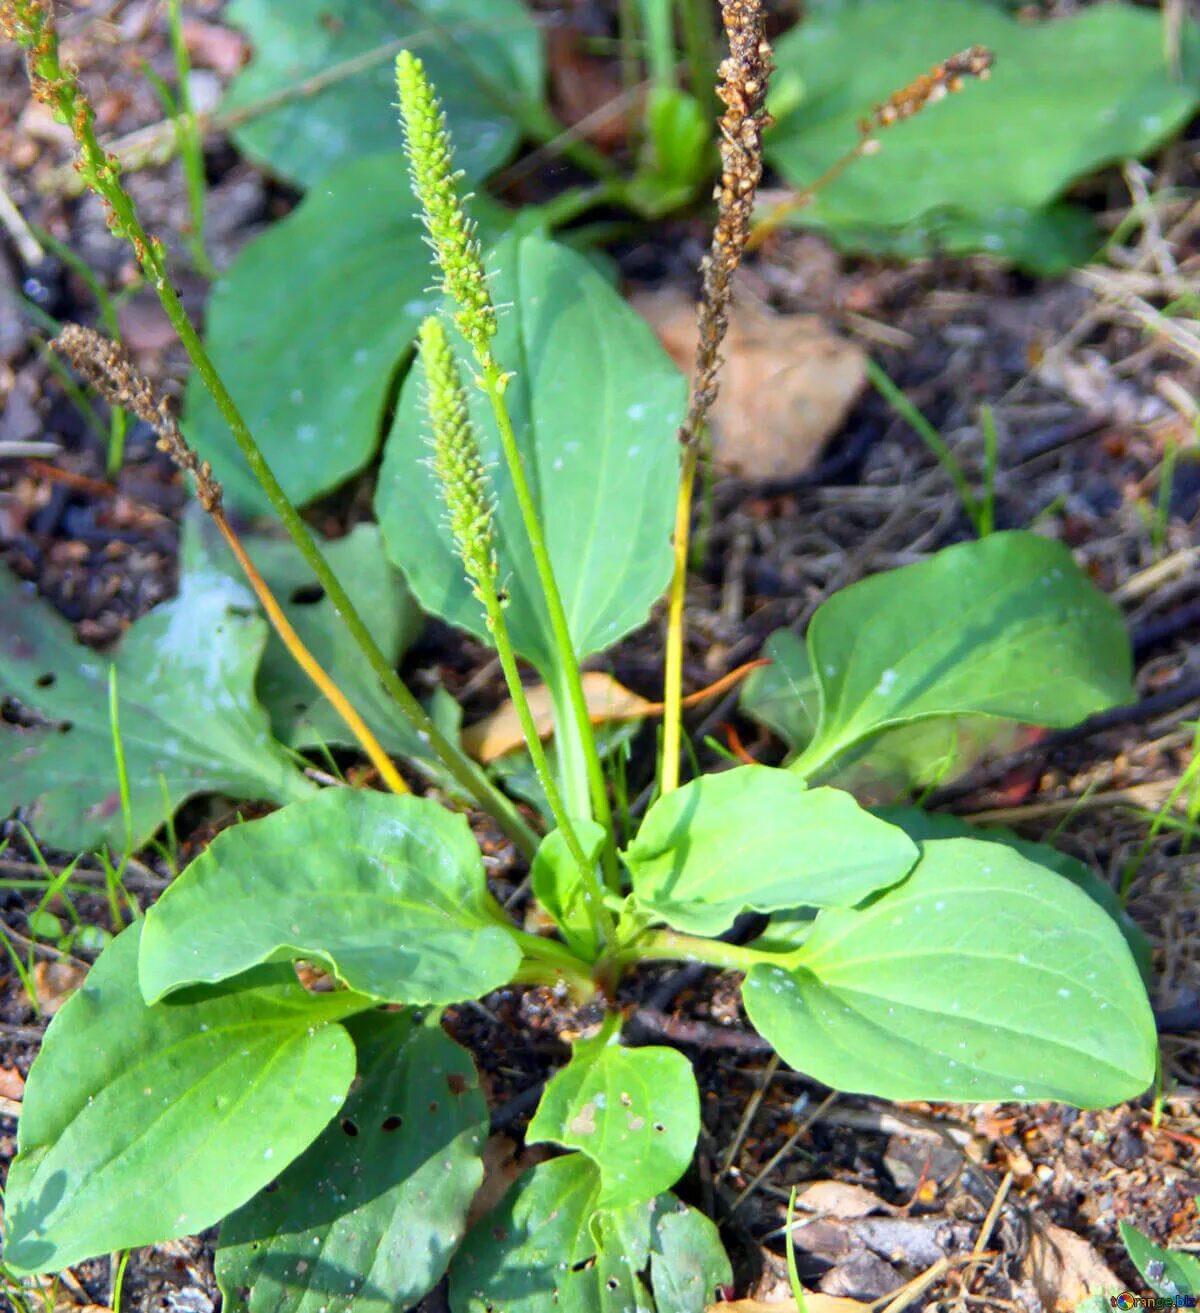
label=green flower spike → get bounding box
[419,317,496,596]
[396,51,497,364]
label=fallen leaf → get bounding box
[1024,1221,1123,1310]
[466,1134,551,1230]
[0,1066,25,1101]
[33,960,87,1015]
[462,671,656,763]
[182,19,250,78]
[632,287,866,481]
[792,1180,894,1220]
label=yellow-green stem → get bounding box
[660,444,699,794]
[479,361,619,889]
[478,570,617,952]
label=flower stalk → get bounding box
[420,318,616,952]
[661,0,773,795]
[397,51,618,886]
[2,1,537,856]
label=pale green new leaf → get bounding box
[139,790,521,1006]
[527,1033,699,1209]
[790,532,1133,779]
[3,923,357,1276]
[742,839,1156,1107]
[223,0,543,188]
[531,818,608,959]
[218,1012,487,1313]
[377,231,686,678]
[766,0,1200,268]
[0,564,312,852]
[624,766,918,936]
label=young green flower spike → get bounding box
[397,51,496,364]
[420,317,496,594]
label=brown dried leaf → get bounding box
[462,671,657,763]
[632,288,867,481]
[33,959,87,1015]
[792,1180,894,1220]
[0,1065,25,1101]
[1024,1221,1123,1310]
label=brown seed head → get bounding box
[53,324,223,511]
[860,46,994,136]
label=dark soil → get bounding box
[0,3,1197,1311]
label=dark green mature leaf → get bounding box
[1119,1220,1200,1298]
[139,790,521,1006]
[789,532,1133,780]
[377,231,686,678]
[185,157,439,513]
[875,808,1153,986]
[218,1012,487,1313]
[3,923,358,1277]
[447,1156,730,1313]
[623,766,918,936]
[0,564,312,852]
[766,0,1200,268]
[527,1032,699,1209]
[532,819,608,959]
[223,0,543,188]
[742,839,1156,1107]
[185,513,423,754]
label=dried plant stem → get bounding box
[661,0,772,795]
[3,2,536,856]
[53,325,409,797]
[748,44,994,250]
[210,512,409,796]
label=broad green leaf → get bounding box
[740,633,1020,797]
[742,838,1157,1107]
[0,563,312,852]
[789,532,1133,779]
[223,0,542,189]
[766,1,1200,268]
[3,923,358,1277]
[739,629,819,754]
[377,231,686,678]
[875,808,1153,986]
[185,512,423,754]
[186,157,439,513]
[532,818,609,960]
[527,1033,699,1209]
[623,766,918,936]
[217,1012,487,1313]
[139,790,521,1006]
[1119,1221,1200,1298]
[448,1156,730,1313]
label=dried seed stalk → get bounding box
[748,45,995,250]
[52,325,410,797]
[661,0,772,795]
[678,0,774,453]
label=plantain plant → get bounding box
[0,2,1159,1309]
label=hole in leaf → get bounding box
[35,672,55,688]
[58,721,73,734]
[446,1072,467,1096]
[290,584,325,606]
[381,1115,403,1132]
[341,1118,359,1137]
[428,1100,439,1114]
[653,1122,665,1132]
[605,1278,619,1292]
[264,1180,280,1193]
